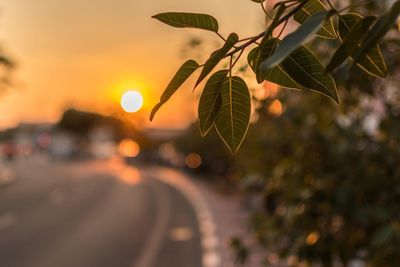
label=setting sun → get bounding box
[121,90,144,113]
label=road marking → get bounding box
[150,168,222,267]
[131,181,171,267]
[169,227,194,242]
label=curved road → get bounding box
[0,158,203,267]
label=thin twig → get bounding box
[216,32,227,42]
[229,56,233,78]
[276,19,289,39]
[326,0,336,10]
[224,0,310,58]
[231,49,245,69]
[261,0,274,20]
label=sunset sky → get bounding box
[0,0,264,130]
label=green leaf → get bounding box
[248,41,304,90]
[260,11,329,70]
[150,103,163,122]
[294,0,337,39]
[215,76,251,154]
[281,45,339,102]
[150,60,200,121]
[248,37,278,83]
[152,12,219,32]
[198,70,229,136]
[326,16,376,73]
[338,13,387,78]
[353,1,400,64]
[195,33,238,88]
[253,39,337,100]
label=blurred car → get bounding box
[1,142,16,160]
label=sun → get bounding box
[120,90,144,113]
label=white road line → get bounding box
[131,180,171,267]
[150,168,222,267]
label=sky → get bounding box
[0,0,264,130]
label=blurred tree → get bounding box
[0,50,15,92]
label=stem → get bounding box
[325,0,336,10]
[261,0,273,20]
[275,19,289,39]
[231,49,245,69]
[229,56,233,78]
[216,32,227,42]
[238,36,257,42]
[225,0,309,58]
[225,32,265,58]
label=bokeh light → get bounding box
[118,139,140,158]
[306,232,320,245]
[268,99,283,116]
[185,153,202,169]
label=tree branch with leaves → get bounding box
[150,0,400,154]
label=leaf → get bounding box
[294,0,337,39]
[253,40,337,100]
[150,103,163,122]
[195,33,239,88]
[326,16,376,73]
[152,12,219,33]
[248,37,278,83]
[0,55,14,67]
[353,0,400,64]
[248,41,304,90]
[198,70,229,136]
[150,60,200,121]
[260,11,329,70]
[338,13,387,78]
[215,76,251,154]
[281,45,339,102]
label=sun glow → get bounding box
[121,90,144,113]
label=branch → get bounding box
[225,0,309,58]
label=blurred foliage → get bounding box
[0,50,16,92]
[56,109,157,151]
[57,109,136,140]
[244,88,400,266]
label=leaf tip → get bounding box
[151,14,160,19]
[332,94,340,104]
[199,129,207,137]
[150,102,162,122]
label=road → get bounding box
[0,158,204,267]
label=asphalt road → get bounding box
[0,158,203,267]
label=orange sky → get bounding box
[0,0,264,129]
